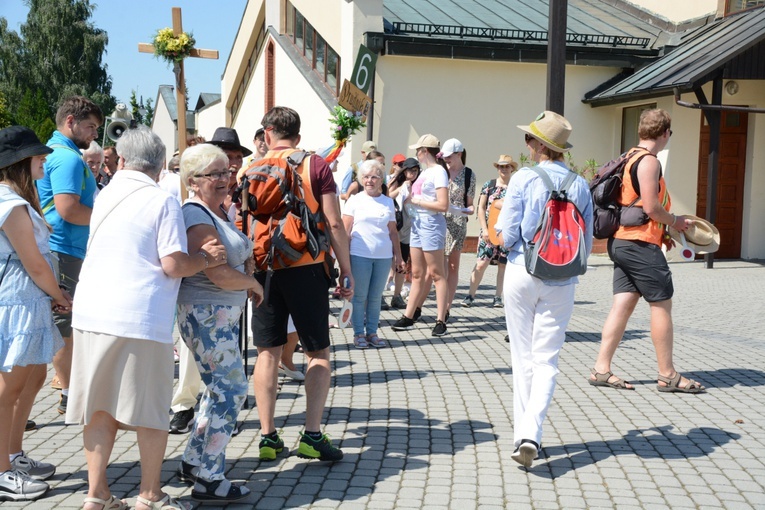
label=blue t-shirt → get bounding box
[36,131,97,259]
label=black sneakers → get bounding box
[413,307,422,322]
[391,316,415,331]
[432,321,447,337]
[297,432,343,461]
[169,408,195,434]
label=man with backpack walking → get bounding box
[588,108,705,394]
[497,111,592,468]
[247,107,353,462]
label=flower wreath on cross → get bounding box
[318,106,367,163]
[152,27,196,65]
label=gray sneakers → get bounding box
[10,452,55,481]
[0,469,49,501]
[461,295,475,307]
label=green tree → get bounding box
[16,89,56,142]
[0,91,12,129]
[0,0,115,129]
[143,97,154,127]
[129,90,144,125]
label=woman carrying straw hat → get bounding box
[0,126,72,501]
[497,111,593,468]
[462,155,518,308]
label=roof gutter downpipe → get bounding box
[674,88,765,113]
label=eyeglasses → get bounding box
[669,129,673,137]
[199,170,230,180]
[524,134,534,143]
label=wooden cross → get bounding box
[138,6,218,159]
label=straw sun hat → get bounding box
[517,110,573,152]
[669,215,720,254]
[493,155,518,171]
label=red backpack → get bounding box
[523,167,587,280]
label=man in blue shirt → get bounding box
[36,96,103,415]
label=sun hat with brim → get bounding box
[669,215,720,255]
[0,126,54,169]
[409,134,440,150]
[517,110,573,152]
[207,127,252,157]
[493,154,518,171]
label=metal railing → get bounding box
[389,22,650,48]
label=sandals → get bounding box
[353,335,369,349]
[82,495,128,510]
[136,494,191,510]
[366,334,387,348]
[657,372,706,393]
[588,368,635,390]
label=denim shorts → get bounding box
[410,213,446,252]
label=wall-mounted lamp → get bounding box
[725,80,739,96]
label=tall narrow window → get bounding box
[295,12,305,52]
[266,41,275,112]
[315,34,326,80]
[305,24,314,65]
[621,104,656,152]
[326,49,339,94]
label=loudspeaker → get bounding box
[106,120,128,141]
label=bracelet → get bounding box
[670,213,677,225]
[198,250,209,269]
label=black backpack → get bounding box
[589,148,650,239]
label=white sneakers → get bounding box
[0,469,49,501]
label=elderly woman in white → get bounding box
[66,126,227,510]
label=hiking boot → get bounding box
[191,477,250,502]
[432,320,447,337]
[0,470,49,501]
[169,408,194,434]
[176,460,199,486]
[461,295,475,307]
[56,394,67,415]
[297,432,343,461]
[390,295,407,309]
[493,296,503,308]
[413,307,422,322]
[259,434,284,461]
[391,316,415,331]
[380,299,390,311]
[10,453,55,481]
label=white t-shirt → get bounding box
[343,192,396,259]
[73,170,187,344]
[158,172,182,204]
[411,164,448,215]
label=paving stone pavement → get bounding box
[8,254,765,509]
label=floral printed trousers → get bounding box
[177,304,248,481]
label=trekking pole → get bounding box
[240,185,251,409]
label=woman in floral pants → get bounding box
[176,145,264,503]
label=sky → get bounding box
[0,0,248,109]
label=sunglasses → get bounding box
[524,134,535,143]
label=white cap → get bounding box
[441,138,464,158]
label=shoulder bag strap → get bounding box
[87,184,152,252]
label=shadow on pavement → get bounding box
[527,425,741,479]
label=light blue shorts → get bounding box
[410,213,446,252]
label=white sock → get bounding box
[9,451,22,462]
[62,389,69,396]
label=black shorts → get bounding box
[53,251,83,337]
[608,238,674,302]
[400,242,410,263]
[250,263,331,352]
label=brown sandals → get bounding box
[588,368,635,390]
[657,372,706,393]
